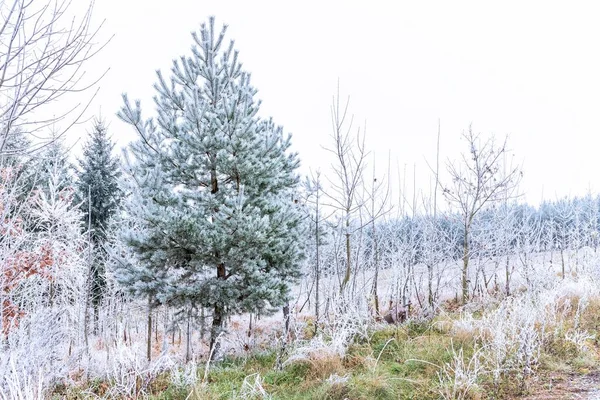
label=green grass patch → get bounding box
[53,301,600,400]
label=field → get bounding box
[1,247,598,399]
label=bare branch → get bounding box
[0,0,110,155]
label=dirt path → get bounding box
[521,372,600,400]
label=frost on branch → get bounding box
[0,169,86,393]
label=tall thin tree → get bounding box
[76,117,122,331]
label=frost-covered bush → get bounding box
[283,295,370,367]
[0,359,44,400]
[437,344,484,400]
[87,343,176,399]
[444,271,600,390]
[478,296,542,382]
[238,373,271,399]
[170,360,198,389]
[0,173,87,394]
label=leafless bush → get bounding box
[238,373,271,400]
[437,343,485,400]
[89,344,174,399]
[284,295,370,368]
[0,359,44,400]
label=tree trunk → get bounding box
[84,186,93,354]
[200,307,206,341]
[93,303,100,335]
[283,304,290,338]
[186,310,191,362]
[247,313,253,338]
[210,303,224,361]
[314,206,320,335]
[427,263,434,308]
[147,297,152,361]
[371,212,380,315]
[341,212,351,294]
[171,324,175,346]
[276,303,291,370]
[561,248,565,279]
[210,262,226,360]
[155,310,159,343]
[462,227,469,304]
[505,254,511,296]
[372,266,380,315]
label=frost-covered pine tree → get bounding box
[77,118,122,241]
[30,135,75,196]
[117,17,302,359]
[76,117,122,328]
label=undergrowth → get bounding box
[45,281,600,399]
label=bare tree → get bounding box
[323,84,368,295]
[303,169,329,334]
[440,127,521,303]
[366,155,391,315]
[422,119,443,309]
[0,0,108,155]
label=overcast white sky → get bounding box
[68,1,600,207]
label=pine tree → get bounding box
[0,127,30,164]
[77,118,122,241]
[116,17,303,359]
[31,135,75,196]
[13,136,76,233]
[76,118,122,329]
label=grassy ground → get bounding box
[160,321,473,400]
[51,297,600,399]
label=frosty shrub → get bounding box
[478,296,541,382]
[284,295,370,368]
[94,342,175,399]
[170,360,199,389]
[445,271,600,391]
[437,344,485,400]
[0,172,87,394]
[238,373,271,400]
[0,359,44,400]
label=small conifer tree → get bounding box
[117,17,303,359]
[76,118,122,328]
